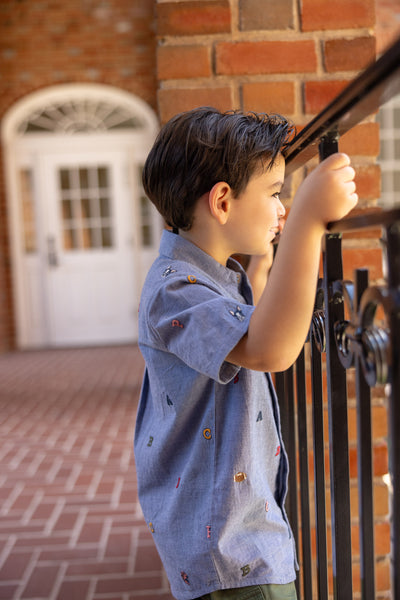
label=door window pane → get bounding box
[138,165,154,247]
[79,168,89,189]
[58,165,114,251]
[19,169,37,253]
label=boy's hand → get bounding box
[293,153,358,228]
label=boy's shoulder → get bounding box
[143,254,220,296]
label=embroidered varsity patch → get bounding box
[171,319,184,328]
[229,306,245,321]
[181,572,190,585]
[162,266,176,277]
[234,471,247,483]
[241,564,251,577]
[203,428,212,440]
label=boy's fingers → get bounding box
[342,165,356,182]
[322,152,351,169]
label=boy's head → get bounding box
[142,107,294,231]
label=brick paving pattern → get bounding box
[0,345,174,600]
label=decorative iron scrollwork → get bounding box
[312,310,326,353]
[311,281,393,387]
[311,285,326,352]
[335,284,392,386]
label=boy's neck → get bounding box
[178,228,231,267]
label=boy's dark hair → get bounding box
[142,107,295,231]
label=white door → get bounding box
[40,151,140,346]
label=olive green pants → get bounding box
[200,582,297,600]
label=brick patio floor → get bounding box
[0,345,174,600]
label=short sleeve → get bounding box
[140,272,254,383]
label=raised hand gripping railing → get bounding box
[276,35,400,600]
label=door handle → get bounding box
[47,235,58,267]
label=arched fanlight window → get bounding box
[18,99,146,134]
[3,83,157,142]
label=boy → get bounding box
[134,107,357,600]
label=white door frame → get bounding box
[1,84,159,348]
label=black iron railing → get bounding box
[276,35,400,600]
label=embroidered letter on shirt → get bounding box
[187,275,197,283]
[172,319,184,328]
[162,266,176,277]
[181,572,190,585]
[203,428,212,440]
[229,306,245,321]
[256,411,263,422]
[241,565,251,577]
[275,445,281,456]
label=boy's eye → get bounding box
[272,192,281,199]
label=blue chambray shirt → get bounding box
[134,230,297,600]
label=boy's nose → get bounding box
[277,199,286,218]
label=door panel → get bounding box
[41,152,139,346]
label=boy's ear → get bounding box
[208,181,233,225]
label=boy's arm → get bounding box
[246,249,273,305]
[246,217,285,304]
[227,153,358,373]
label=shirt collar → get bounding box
[159,229,248,292]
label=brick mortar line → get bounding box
[69,507,88,548]
[111,476,124,509]
[8,445,30,470]
[26,450,47,477]
[86,470,104,500]
[65,462,83,492]
[12,547,40,600]
[128,526,139,575]
[45,456,64,484]
[0,482,24,516]
[0,534,16,570]
[99,442,113,465]
[48,561,68,600]
[21,489,44,526]
[157,28,375,46]
[97,516,113,562]
[61,431,79,453]
[80,437,96,459]
[43,498,66,536]
[158,71,364,89]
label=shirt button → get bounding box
[234,471,247,483]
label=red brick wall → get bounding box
[0,0,158,351]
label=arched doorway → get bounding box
[2,84,160,348]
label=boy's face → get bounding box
[228,154,286,256]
